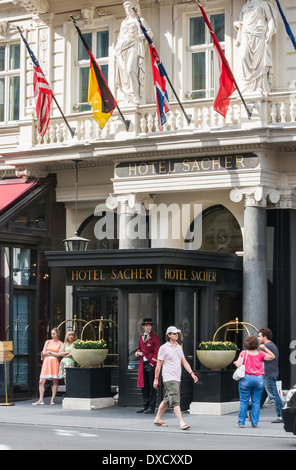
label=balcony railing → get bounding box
[2,90,296,151]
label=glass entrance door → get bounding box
[73,288,118,367]
[13,292,32,393]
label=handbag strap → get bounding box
[242,350,248,365]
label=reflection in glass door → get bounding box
[13,293,30,392]
[128,293,159,369]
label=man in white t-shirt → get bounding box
[153,326,198,430]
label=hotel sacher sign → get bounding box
[115,153,259,178]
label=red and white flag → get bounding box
[18,27,53,136]
[33,65,53,137]
[197,1,236,117]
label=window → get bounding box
[76,30,109,112]
[0,43,20,122]
[187,13,225,99]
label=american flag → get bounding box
[18,28,53,137]
[133,10,170,130]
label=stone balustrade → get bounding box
[2,90,296,152]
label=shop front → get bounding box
[0,176,66,399]
[46,248,242,409]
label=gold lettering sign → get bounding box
[163,267,218,284]
[69,267,155,284]
[67,266,219,285]
[115,154,258,178]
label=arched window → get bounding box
[185,204,243,253]
[78,212,119,250]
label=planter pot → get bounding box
[196,350,236,371]
[71,349,108,368]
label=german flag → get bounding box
[70,16,117,129]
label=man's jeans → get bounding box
[238,374,264,426]
[260,376,283,417]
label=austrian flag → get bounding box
[197,1,236,117]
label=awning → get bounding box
[0,179,38,214]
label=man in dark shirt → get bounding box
[258,328,283,423]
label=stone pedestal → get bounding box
[189,370,240,415]
[62,368,114,410]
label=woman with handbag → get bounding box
[233,336,275,428]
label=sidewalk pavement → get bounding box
[0,397,290,439]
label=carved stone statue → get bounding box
[115,1,150,105]
[234,0,277,93]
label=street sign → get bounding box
[0,341,13,351]
[0,341,14,406]
[2,352,14,362]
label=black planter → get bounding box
[66,368,112,399]
[193,370,239,402]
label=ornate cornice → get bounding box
[12,0,49,14]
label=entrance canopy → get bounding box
[45,248,242,289]
[0,179,38,214]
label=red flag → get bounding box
[196,1,236,117]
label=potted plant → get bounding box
[196,341,238,371]
[71,339,108,368]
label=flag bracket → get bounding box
[116,106,131,131]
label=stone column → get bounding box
[230,187,280,330]
[106,193,153,249]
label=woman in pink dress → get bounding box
[32,328,63,406]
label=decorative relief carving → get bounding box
[12,0,50,15]
[38,27,48,75]
[81,8,95,26]
[0,21,19,39]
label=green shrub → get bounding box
[198,341,238,351]
[73,339,107,350]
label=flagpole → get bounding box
[165,75,192,126]
[195,0,252,120]
[69,16,130,132]
[17,27,75,137]
[51,95,75,138]
[132,7,191,126]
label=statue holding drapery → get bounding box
[115,1,151,105]
[234,0,277,93]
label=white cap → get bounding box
[166,326,181,335]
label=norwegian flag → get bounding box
[133,10,169,130]
[18,28,53,137]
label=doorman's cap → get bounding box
[142,318,153,325]
[166,326,181,334]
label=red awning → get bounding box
[0,179,38,214]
